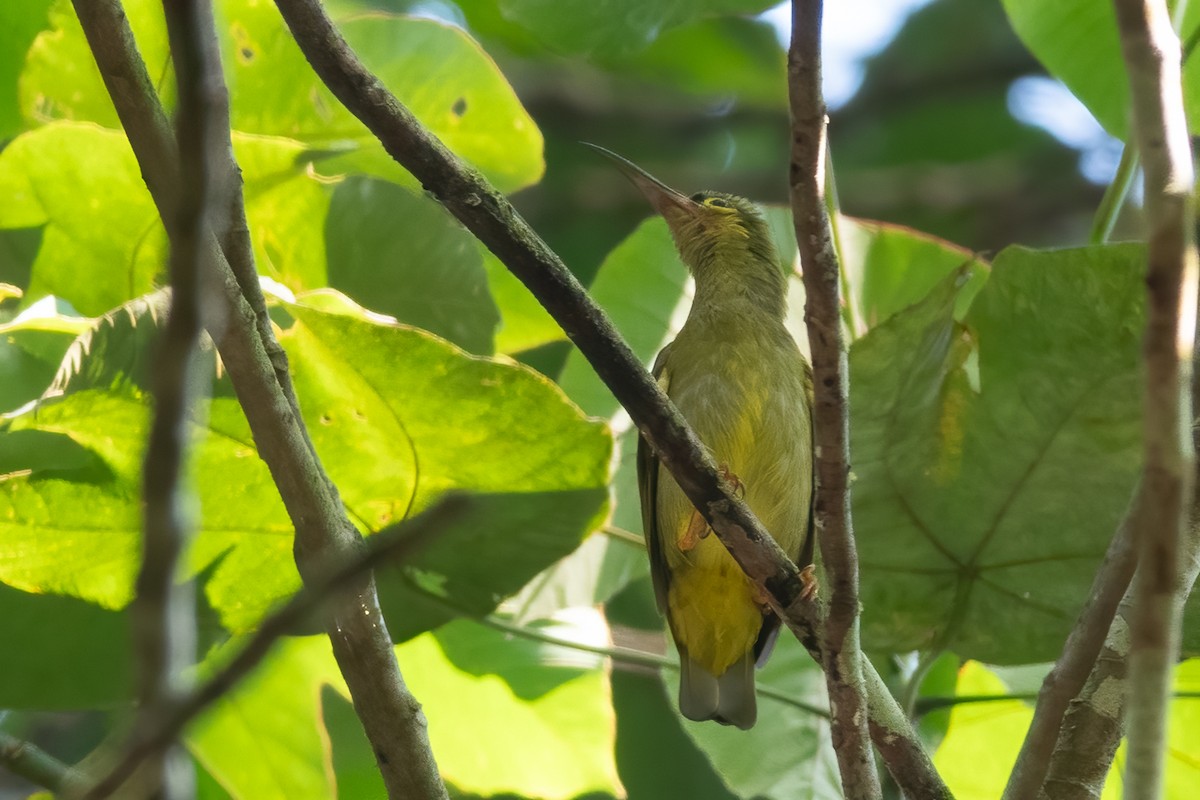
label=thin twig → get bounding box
[1002,502,1137,799]
[1111,1,1195,797]
[0,732,87,795]
[475,613,833,719]
[787,2,878,796]
[82,494,470,800]
[269,0,948,795]
[72,3,449,797]
[127,0,221,793]
[1089,145,1140,244]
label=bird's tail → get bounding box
[679,652,757,730]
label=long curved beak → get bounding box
[582,143,702,220]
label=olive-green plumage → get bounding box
[587,145,815,730]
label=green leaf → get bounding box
[2,292,611,636]
[931,661,1034,797]
[19,0,171,130]
[483,248,565,355]
[1001,0,1200,141]
[494,0,778,58]
[0,0,54,139]
[852,245,1144,663]
[324,177,499,353]
[401,617,622,799]
[0,122,339,315]
[0,122,166,316]
[614,17,786,108]
[839,217,988,333]
[22,1,544,192]
[0,469,141,609]
[280,297,612,637]
[0,300,89,414]
[187,637,340,800]
[217,2,543,191]
[0,583,131,708]
[234,133,333,292]
[611,668,738,800]
[665,634,839,799]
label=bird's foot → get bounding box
[799,564,819,601]
[718,464,745,499]
[678,510,710,552]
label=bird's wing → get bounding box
[799,358,817,569]
[637,342,674,614]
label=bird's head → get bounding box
[585,144,781,294]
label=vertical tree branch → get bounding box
[71,4,449,798]
[128,0,222,793]
[787,2,878,796]
[1112,0,1195,797]
[1002,503,1138,799]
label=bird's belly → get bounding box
[656,365,812,675]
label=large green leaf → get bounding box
[21,0,543,192]
[0,123,339,312]
[187,637,340,799]
[494,0,778,58]
[281,295,611,637]
[852,244,1143,663]
[0,583,131,708]
[0,291,611,636]
[482,247,565,355]
[0,123,166,316]
[412,617,621,798]
[838,216,988,334]
[1001,0,1200,141]
[0,0,53,139]
[324,177,499,354]
[189,619,621,800]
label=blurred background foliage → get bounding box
[0,0,1196,798]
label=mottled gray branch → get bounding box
[1112,1,1195,797]
[787,1,878,797]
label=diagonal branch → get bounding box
[82,494,469,800]
[786,2,879,796]
[270,0,948,796]
[71,3,448,797]
[1002,499,1138,798]
[1112,1,1195,797]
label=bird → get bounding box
[584,144,817,730]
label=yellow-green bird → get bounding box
[588,144,816,730]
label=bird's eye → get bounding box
[706,197,731,209]
[689,192,707,203]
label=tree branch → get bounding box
[71,3,449,798]
[787,2,878,796]
[270,0,947,796]
[1112,1,1195,797]
[0,731,87,796]
[1002,500,1137,799]
[125,1,221,794]
[82,494,468,800]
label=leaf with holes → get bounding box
[851,245,1144,663]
